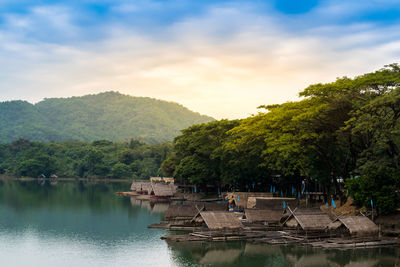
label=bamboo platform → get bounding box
[161,230,277,242]
[160,228,400,249]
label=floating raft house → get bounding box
[200,211,244,230]
[329,216,379,237]
[151,183,176,199]
[131,182,152,194]
[283,208,332,230]
[245,209,284,224]
[165,204,199,220]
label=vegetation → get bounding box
[0,91,213,144]
[0,138,171,179]
[163,64,400,214]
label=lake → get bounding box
[0,180,398,266]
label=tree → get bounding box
[169,120,240,188]
[111,163,132,178]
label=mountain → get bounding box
[0,91,214,143]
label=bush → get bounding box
[346,173,398,215]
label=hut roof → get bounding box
[200,211,244,230]
[285,209,332,230]
[165,204,198,219]
[131,182,152,193]
[151,183,175,197]
[130,181,139,191]
[337,216,379,236]
[245,209,284,223]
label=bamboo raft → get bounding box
[161,230,282,242]
[161,228,400,249]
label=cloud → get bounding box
[0,1,399,119]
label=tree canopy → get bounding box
[0,139,171,179]
[163,64,400,214]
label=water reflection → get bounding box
[130,196,169,213]
[167,240,400,266]
[0,180,399,267]
[0,180,170,267]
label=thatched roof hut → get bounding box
[200,211,244,230]
[328,216,379,237]
[165,204,199,219]
[283,209,332,230]
[245,209,284,224]
[131,181,153,194]
[151,183,175,197]
[130,181,140,191]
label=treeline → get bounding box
[0,139,171,179]
[162,64,400,214]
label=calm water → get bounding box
[0,180,399,267]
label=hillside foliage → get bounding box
[0,91,213,144]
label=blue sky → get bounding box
[1,0,400,118]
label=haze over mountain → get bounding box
[0,91,214,144]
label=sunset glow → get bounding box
[1,0,400,118]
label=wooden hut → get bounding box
[328,216,379,237]
[245,209,284,224]
[165,204,199,220]
[130,181,140,191]
[200,211,244,230]
[151,183,175,199]
[131,182,152,194]
[283,208,332,230]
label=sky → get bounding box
[0,0,400,119]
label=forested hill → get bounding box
[0,91,214,143]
